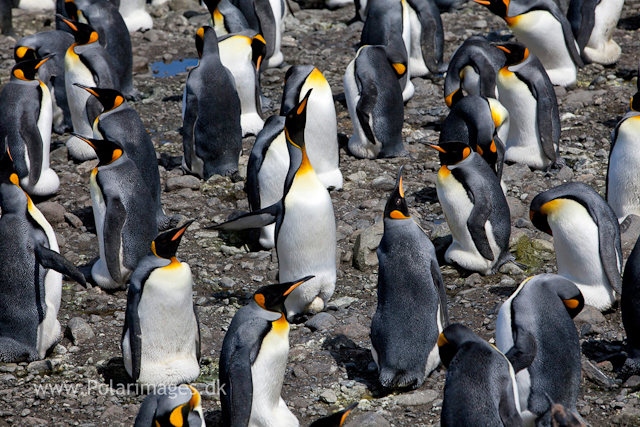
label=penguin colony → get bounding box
[2,0,640,425]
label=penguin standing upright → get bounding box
[568,0,623,65]
[218,30,266,137]
[496,274,584,427]
[343,45,408,159]
[371,167,448,390]
[183,26,242,180]
[60,16,119,161]
[74,133,158,290]
[494,42,560,170]
[122,221,201,387]
[15,30,74,134]
[75,85,179,231]
[430,141,512,274]
[0,153,86,363]
[0,56,59,197]
[474,0,583,86]
[281,65,343,190]
[211,91,337,319]
[134,385,205,427]
[622,233,640,375]
[443,35,506,107]
[606,92,640,223]
[530,182,622,311]
[438,323,525,427]
[220,277,312,427]
[246,115,288,250]
[405,0,444,78]
[203,0,250,36]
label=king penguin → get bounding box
[568,0,623,65]
[606,92,640,223]
[220,277,313,427]
[474,0,583,86]
[122,221,201,387]
[117,0,153,32]
[530,182,622,311]
[343,45,408,159]
[134,384,205,427]
[0,152,86,363]
[494,42,560,171]
[429,141,512,274]
[404,0,445,78]
[211,91,337,319]
[622,232,640,375]
[371,166,449,390]
[75,84,180,231]
[281,65,343,190]
[0,56,59,197]
[496,274,584,427]
[443,35,506,107]
[74,133,158,290]
[203,0,251,35]
[438,323,524,427]
[183,26,242,180]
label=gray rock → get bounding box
[499,263,524,275]
[36,202,66,224]
[623,375,640,388]
[391,389,438,406]
[565,89,606,108]
[582,358,616,389]
[76,159,99,176]
[531,239,554,253]
[502,164,532,184]
[574,305,607,327]
[345,413,391,427]
[506,196,525,219]
[50,145,68,163]
[330,296,358,309]
[614,406,640,426]
[0,374,16,383]
[65,317,95,345]
[353,222,384,270]
[556,165,574,182]
[305,313,337,331]
[621,214,640,252]
[166,175,201,192]
[320,389,338,404]
[220,277,235,288]
[64,212,83,228]
[371,176,395,191]
[464,273,483,286]
[27,360,53,373]
[100,404,124,420]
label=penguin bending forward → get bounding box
[134,384,205,427]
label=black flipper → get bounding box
[432,257,450,326]
[124,280,142,381]
[102,188,126,283]
[182,84,199,170]
[208,201,281,231]
[19,109,44,187]
[355,74,378,146]
[504,327,537,373]
[35,243,87,287]
[493,135,505,182]
[193,302,201,362]
[532,83,559,164]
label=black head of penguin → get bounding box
[57,14,99,45]
[151,220,195,259]
[529,193,556,235]
[152,384,204,427]
[10,54,53,81]
[284,88,313,150]
[384,166,410,220]
[64,0,80,21]
[631,92,640,112]
[437,323,484,369]
[0,150,28,210]
[71,132,123,166]
[253,276,315,313]
[251,34,266,71]
[428,141,473,166]
[14,45,37,63]
[73,84,125,112]
[493,42,529,67]
[0,149,19,186]
[473,0,507,17]
[195,26,219,59]
[309,402,359,427]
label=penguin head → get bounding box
[152,384,205,427]
[0,149,20,187]
[284,88,313,150]
[253,276,315,313]
[14,46,37,63]
[195,26,219,59]
[438,323,485,368]
[384,166,410,220]
[10,54,53,81]
[74,84,126,112]
[379,45,408,80]
[493,42,529,66]
[529,194,557,235]
[473,0,508,17]
[71,133,124,166]
[151,220,195,259]
[64,0,80,21]
[631,92,640,112]
[251,34,266,71]
[58,15,98,45]
[427,141,473,166]
[308,402,359,427]
[445,87,464,108]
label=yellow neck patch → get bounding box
[438,165,451,178]
[272,313,289,334]
[169,404,185,426]
[445,89,458,107]
[504,15,519,26]
[296,147,314,176]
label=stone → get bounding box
[320,389,338,404]
[166,175,201,191]
[36,202,66,224]
[574,305,607,327]
[464,273,482,286]
[502,164,532,184]
[64,212,83,228]
[531,239,554,253]
[621,215,640,252]
[614,406,640,426]
[623,375,640,388]
[564,89,606,108]
[305,313,337,331]
[391,389,438,406]
[50,145,68,163]
[220,277,235,288]
[582,358,616,389]
[65,317,95,345]
[330,296,358,309]
[345,413,391,427]
[27,360,53,373]
[76,159,99,176]
[22,417,49,425]
[506,196,525,219]
[100,404,124,420]
[371,176,395,191]
[499,262,524,275]
[556,165,574,182]
[352,222,384,270]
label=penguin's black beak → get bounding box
[428,144,447,154]
[73,83,100,98]
[152,220,195,259]
[35,53,55,70]
[339,402,359,426]
[57,14,78,32]
[284,88,313,149]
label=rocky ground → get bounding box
[2,0,640,426]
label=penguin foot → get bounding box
[379,367,423,390]
[289,311,316,324]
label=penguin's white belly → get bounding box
[497,71,549,170]
[119,0,153,32]
[400,0,414,101]
[18,0,54,11]
[407,5,428,78]
[582,0,623,65]
[547,200,615,310]
[65,57,95,136]
[134,263,200,386]
[508,11,577,86]
[608,118,640,222]
[344,60,378,159]
[257,133,289,249]
[26,83,59,197]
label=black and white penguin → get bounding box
[74,133,158,290]
[439,323,524,427]
[496,274,584,427]
[60,16,119,161]
[622,232,640,375]
[15,30,74,134]
[309,403,358,427]
[443,35,506,107]
[439,95,509,182]
[117,0,153,32]
[122,221,200,387]
[493,42,560,171]
[606,92,640,223]
[430,141,512,274]
[343,45,408,159]
[134,384,205,427]
[405,0,445,78]
[246,115,288,250]
[75,84,179,231]
[218,30,266,137]
[568,0,623,65]
[183,26,242,180]
[281,65,343,190]
[530,182,622,311]
[219,277,312,427]
[0,153,85,363]
[0,56,59,197]
[371,167,449,390]
[203,0,250,35]
[211,91,337,319]
[474,0,584,86]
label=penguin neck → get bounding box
[9,75,39,86]
[248,299,286,321]
[295,146,313,176]
[0,183,28,214]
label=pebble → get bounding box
[320,389,338,404]
[391,389,438,406]
[26,360,52,374]
[305,312,337,331]
[352,222,384,270]
[36,202,66,224]
[345,413,391,427]
[65,317,95,345]
[166,175,201,191]
[330,296,358,309]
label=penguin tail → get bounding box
[378,368,422,390]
